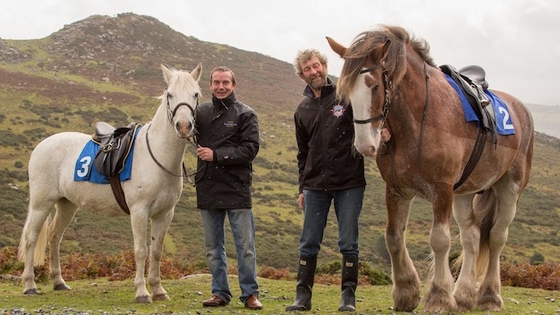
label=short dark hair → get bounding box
[209,66,236,84]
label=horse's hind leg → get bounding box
[19,203,52,295]
[49,198,79,291]
[384,191,421,312]
[477,182,518,311]
[452,194,478,311]
[148,208,174,301]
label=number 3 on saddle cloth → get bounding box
[74,123,142,184]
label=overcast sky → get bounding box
[1,0,559,105]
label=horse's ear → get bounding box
[191,62,202,82]
[326,36,347,58]
[379,40,391,63]
[161,64,173,84]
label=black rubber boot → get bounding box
[286,256,317,311]
[338,256,359,312]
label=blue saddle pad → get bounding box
[74,135,138,184]
[445,74,515,135]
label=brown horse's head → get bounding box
[327,25,435,156]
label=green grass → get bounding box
[1,276,559,314]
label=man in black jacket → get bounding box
[286,49,366,312]
[194,66,262,310]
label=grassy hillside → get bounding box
[0,13,559,275]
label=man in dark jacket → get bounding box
[286,49,366,312]
[194,66,262,310]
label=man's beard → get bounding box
[308,73,326,90]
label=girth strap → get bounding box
[109,175,130,215]
[454,128,487,190]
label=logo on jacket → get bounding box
[224,121,237,127]
[332,104,345,117]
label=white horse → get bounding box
[18,63,202,303]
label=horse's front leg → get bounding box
[423,185,457,312]
[130,212,151,303]
[50,200,79,291]
[148,208,175,301]
[452,194,478,311]
[384,188,421,312]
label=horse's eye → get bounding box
[167,93,173,98]
[372,85,380,92]
[194,92,199,98]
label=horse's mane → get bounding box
[337,25,436,102]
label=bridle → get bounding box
[165,92,197,125]
[353,65,392,125]
[354,62,430,200]
[146,90,200,183]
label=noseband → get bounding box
[353,66,392,125]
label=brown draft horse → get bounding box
[327,25,534,312]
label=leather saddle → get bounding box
[92,121,142,215]
[93,122,140,177]
[440,64,497,144]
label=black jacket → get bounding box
[295,79,366,193]
[194,92,259,210]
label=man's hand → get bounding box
[297,193,304,210]
[197,145,214,161]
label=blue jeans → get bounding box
[200,208,259,303]
[299,187,365,258]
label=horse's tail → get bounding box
[472,189,498,279]
[18,215,49,266]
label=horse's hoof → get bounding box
[152,293,170,301]
[53,283,72,291]
[23,288,43,295]
[136,295,153,303]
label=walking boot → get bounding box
[286,256,317,311]
[338,256,359,312]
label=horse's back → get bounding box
[29,132,90,174]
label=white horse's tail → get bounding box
[472,189,498,280]
[18,215,50,266]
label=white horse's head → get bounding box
[327,36,391,157]
[161,63,202,138]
